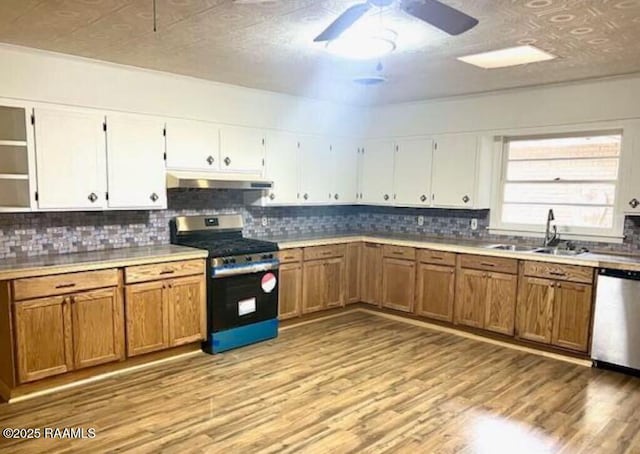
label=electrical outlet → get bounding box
[261,216,268,227]
[417,216,424,226]
[470,219,478,231]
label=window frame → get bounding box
[489,128,627,243]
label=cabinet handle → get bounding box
[150,192,159,202]
[55,283,76,289]
[480,262,496,267]
[630,198,639,209]
[224,156,231,166]
[160,270,175,275]
[206,155,215,165]
[334,193,339,200]
[269,193,276,200]
[431,256,444,260]
[462,195,470,204]
[303,193,309,200]
[383,194,389,201]
[88,192,98,203]
[420,195,427,202]
[392,251,404,256]
[70,296,76,304]
[549,271,566,277]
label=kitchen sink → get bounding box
[531,247,588,256]
[485,244,536,252]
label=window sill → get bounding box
[488,227,624,244]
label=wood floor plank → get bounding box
[1,311,640,453]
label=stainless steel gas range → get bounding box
[170,214,279,354]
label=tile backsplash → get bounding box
[1,189,639,259]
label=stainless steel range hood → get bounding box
[166,171,273,190]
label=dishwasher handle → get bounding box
[599,268,640,280]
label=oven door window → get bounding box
[210,270,279,332]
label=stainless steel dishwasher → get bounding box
[592,268,640,371]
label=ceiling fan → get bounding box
[314,0,478,42]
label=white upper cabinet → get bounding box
[360,139,395,205]
[33,108,107,210]
[621,123,640,215]
[300,135,332,204]
[264,131,299,205]
[431,134,479,208]
[105,114,167,210]
[219,125,265,175]
[165,118,219,171]
[393,137,433,207]
[331,137,359,204]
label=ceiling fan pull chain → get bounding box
[153,0,157,32]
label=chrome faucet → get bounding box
[544,209,559,247]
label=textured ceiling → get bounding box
[1,0,640,105]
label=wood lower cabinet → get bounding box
[125,274,206,356]
[484,272,518,335]
[360,243,383,306]
[279,262,302,319]
[552,282,592,352]
[414,263,455,322]
[516,277,554,344]
[14,286,124,383]
[517,262,594,352]
[381,258,415,312]
[14,296,73,383]
[455,268,487,328]
[71,287,124,369]
[168,275,206,347]
[302,257,345,313]
[455,255,518,335]
[346,242,361,304]
[125,281,169,357]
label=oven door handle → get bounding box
[212,261,279,278]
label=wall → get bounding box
[0,44,366,137]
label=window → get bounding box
[493,131,623,240]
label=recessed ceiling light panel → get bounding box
[457,45,556,69]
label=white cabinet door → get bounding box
[393,137,433,207]
[165,118,219,171]
[33,108,107,210]
[361,139,395,205]
[264,131,299,205]
[622,124,640,215]
[300,135,332,204]
[106,114,166,209]
[432,134,478,208]
[219,125,265,174]
[332,138,359,204]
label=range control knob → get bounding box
[229,258,236,264]
[222,259,230,265]
[246,256,253,262]
[262,253,273,260]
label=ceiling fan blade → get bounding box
[401,0,478,36]
[313,3,372,42]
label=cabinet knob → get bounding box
[88,192,98,203]
[269,193,276,200]
[420,194,427,202]
[334,193,339,200]
[150,192,159,202]
[224,156,231,166]
[206,155,215,165]
[462,195,470,204]
[303,193,309,200]
[383,194,389,201]
[630,198,640,209]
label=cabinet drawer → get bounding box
[418,249,456,267]
[459,254,518,275]
[303,244,346,261]
[523,261,593,284]
[125,259,204,284]
[383,245,416,261]
[277,248,303,263]
[13,269,119,301]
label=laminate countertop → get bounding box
[253,232,640,272]
[0,245,209,281]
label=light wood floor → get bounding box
[2,311,640,453]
